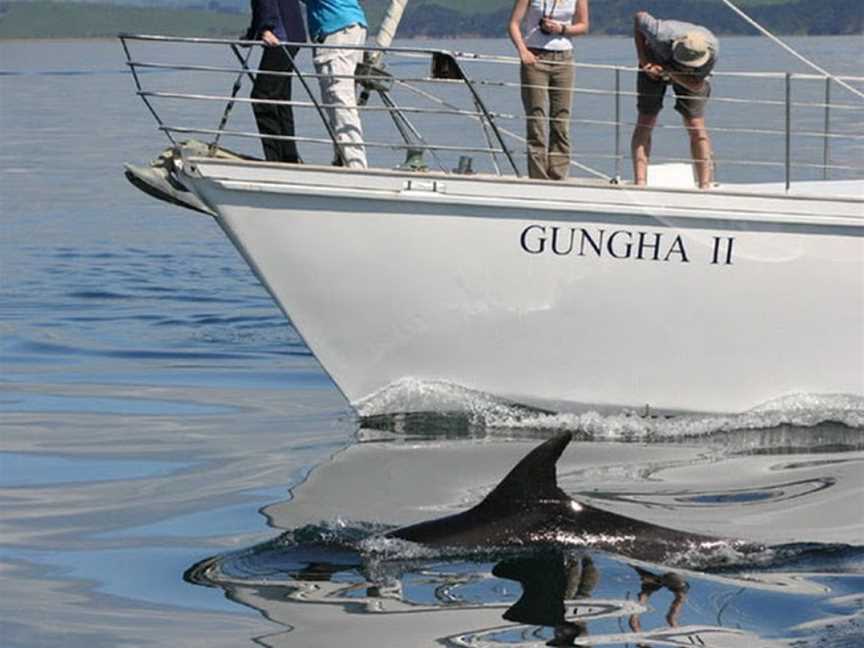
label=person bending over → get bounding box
[631,11,718,189]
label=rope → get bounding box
[720,0,864,100]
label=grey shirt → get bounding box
[636,12,719,78]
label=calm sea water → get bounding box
[1,35,863,648]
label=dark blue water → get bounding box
[1,36,863,647]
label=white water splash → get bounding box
[355,378,530,421]
[356,379,864,440]
[490,394,864,440]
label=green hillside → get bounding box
[0,0,860,39]
[374,0,863,37]
[0,1,246,38]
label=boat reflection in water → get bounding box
[187,542,750,647]
[185,422,864,647]
[186,535,860,647]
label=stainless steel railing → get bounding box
[120,34,864,187]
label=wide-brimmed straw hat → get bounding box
[672,32,712,68]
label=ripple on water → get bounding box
[0,391,239,416]
[0,453,190,487]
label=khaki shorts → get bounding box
[637,71,711,119]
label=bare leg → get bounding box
[631,112,657,186]
[684,115,713,188]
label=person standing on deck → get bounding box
[508,0,590,180]
[246,0,307,163]
[304,0,368,168]
[630,12,719,189]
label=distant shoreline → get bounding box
[4,34,864,43]
[0,0,861,40]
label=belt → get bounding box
[528,48,572,57]
[314,23,362,43]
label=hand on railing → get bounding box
[640,63,664,81]
[261,30,280,47]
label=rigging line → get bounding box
[719,0,864,100]
[394,79,609,180]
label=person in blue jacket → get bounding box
[245,0,307,163]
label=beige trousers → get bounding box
[314,24,367,168]
[520,50,574,180]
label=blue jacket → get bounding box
[245,0,307,43]
[304,0,366,42]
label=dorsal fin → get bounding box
[480,432,571,507]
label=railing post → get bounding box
[210,44,254,155]
[120,36,177,147]
[614,68,621,179]
[269,44,347,166]
[785,73,791,192]
[823,76,831,180]
[434,52,520,177]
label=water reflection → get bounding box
[192,539,839,647]
[629,566,689,648]
[492,552,596,645]
[184,419,864,646]
[361,411,864,450]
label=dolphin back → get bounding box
[388,433,573,546]
[480,432,572,507]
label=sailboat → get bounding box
[121,1,864,415]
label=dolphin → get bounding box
[388,432,754,563]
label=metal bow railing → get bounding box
[120,34,864,188]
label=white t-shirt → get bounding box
[522,0,578,51]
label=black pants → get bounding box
[251,45,300,163]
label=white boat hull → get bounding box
[182,158,864,415]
